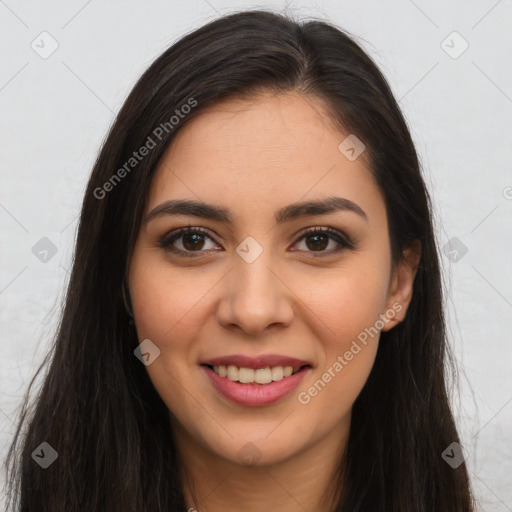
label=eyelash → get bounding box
[156,225,356,258]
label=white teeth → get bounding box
[271,366,284,381]
[238,367,254,383]
[227,365,238,381]
[212,364,297,384]
[254,367,272,384]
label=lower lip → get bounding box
[202,365,311,407]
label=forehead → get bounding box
[147,91,385,229]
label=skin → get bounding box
[127,91,420,512]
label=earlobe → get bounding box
[381,241,421,332]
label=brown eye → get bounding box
[292,227,355,255]
[181,232,206,251]
[157,227,220,257]
[304,233,329,251]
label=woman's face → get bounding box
[128,91,417,467]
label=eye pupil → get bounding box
[306,234,328,251]
[183,233,205,251]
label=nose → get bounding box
[216,249,295,336]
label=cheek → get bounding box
[128,258,211,417]
[129,256,215,348]
[295,263,388,407]
[299,262,390,345]
[295,272,384,415]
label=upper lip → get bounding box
[201,354,312,372]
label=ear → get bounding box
[381,241,421,332]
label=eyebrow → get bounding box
[144,196,368,225]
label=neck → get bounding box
[173,416,350,512]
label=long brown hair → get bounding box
[4,9,475,511]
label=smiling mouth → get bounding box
[203,364,311,385]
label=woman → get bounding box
[4,9,476,512]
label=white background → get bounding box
[1,1,511,510]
